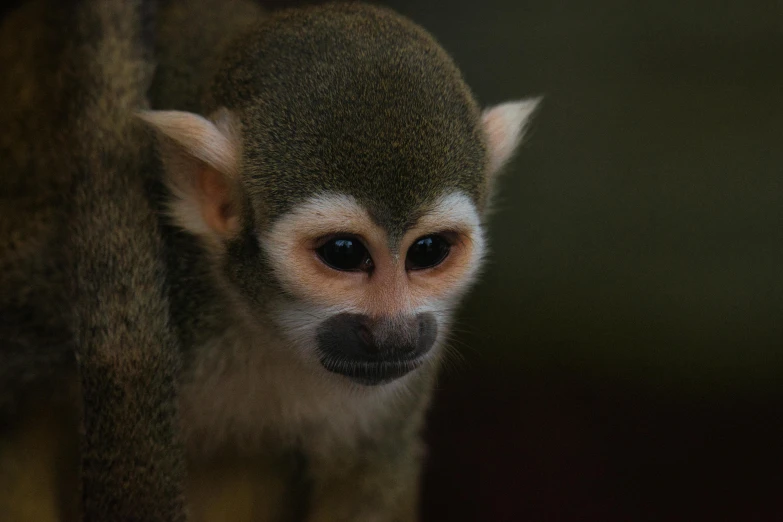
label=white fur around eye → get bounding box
[258,192,391,316]
[260,193,372,280]
[408,192,488,302]
[413,192,486,265]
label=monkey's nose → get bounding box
[315,313,438,385]
[374,313,438,358]
[356,322,376,353]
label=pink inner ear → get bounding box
[197,166,240,237]
[481,99,540,175]
[482,108,517,173]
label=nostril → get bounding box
[357,324,377,353]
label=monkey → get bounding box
[142,2,540,519]
[0,1,539,521]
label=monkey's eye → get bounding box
[406,235,451,270]
[316,237,373,272]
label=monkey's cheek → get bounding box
[270,307,329,356]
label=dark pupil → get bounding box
[406,235,450,270]
[317,238,368,271]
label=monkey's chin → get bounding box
[320,359,423,386]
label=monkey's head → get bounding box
[141,4,538,387]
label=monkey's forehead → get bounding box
[214,5,490,227]
[238,101,487,220]
[237,102,488,235]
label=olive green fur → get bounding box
[170,3,490,236]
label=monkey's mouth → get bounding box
[314,312,436,385]
[319,358,424,386]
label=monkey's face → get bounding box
[140,4,540,388]
[142,98,537,388]
[260,192,485,385]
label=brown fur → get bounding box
[1,0,187,520]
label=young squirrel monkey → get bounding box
[143,2,539,519]
[0,0,539,520]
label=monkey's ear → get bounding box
[138,109,242,243]
[481,97,541,176]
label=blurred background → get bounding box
[4,0,782,520]
[266,0,783,520]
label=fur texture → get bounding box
[1,0,187,520]
[145,3,536,520]
[0,1,538,521]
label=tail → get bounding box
[60,1,188,520]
